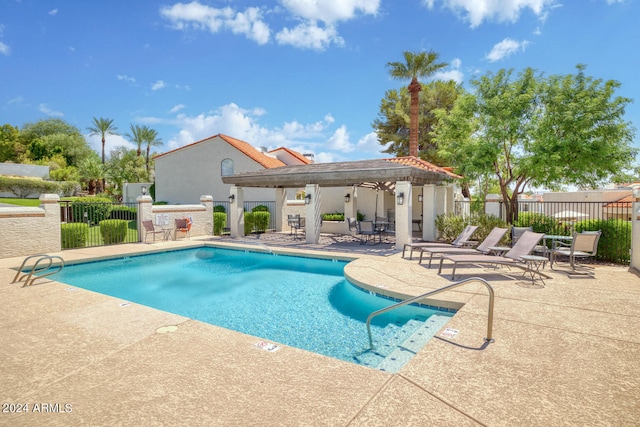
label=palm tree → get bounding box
[87,117,118,165]
[387,51,447,157]
[143,127,163,174]
[126,124,146,157]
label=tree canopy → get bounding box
[434,65,637,222]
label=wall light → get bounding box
[228,194,235,203]
[141,185,147,195]
[418,193,423,203]
[305,194,312,205]
[344,193,351,203]
[397,192,405,205]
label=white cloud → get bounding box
[170,104,186,113]
[356,131,386,154]
[160,2,271,45]
[0,41,9,56]
[117,74,136,83]
[486,38,529,62]
[49,9,58,16]
[38,103,64,117]
[276,22,343,50]
[151,80,166,91]
[426,0,556,28]
[280,0,380,24]
[326,125,354,152]
[433,57,464,83]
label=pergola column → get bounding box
[229,185,244,238]
[395,181,412,248]
[422,184,437,241]
[305,184,321,244]
[275,188,286,232]
[344,187,357,223]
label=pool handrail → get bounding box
[12,254,65,287]
[366,277,495,349]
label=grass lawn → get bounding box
[0,197,41,207]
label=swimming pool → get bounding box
[53,247,453,370]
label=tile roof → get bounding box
[604,195,633,208]
[384,156,462,179]
[153,134,286,169]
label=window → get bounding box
[221,158,234,176]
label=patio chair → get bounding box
[174,217,192,240]
[356,220,382,245]
[550,230,601,273]
[418,227,509,267]
[287,214,304,239]
[438,231,546,281]
[402,225,479,260]
[142,220,168,243]
[511,226,532,245]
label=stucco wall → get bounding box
[0,194,61,258]
[154,136,276,204]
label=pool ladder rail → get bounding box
[366,277,495,349]
[12,254,65,287]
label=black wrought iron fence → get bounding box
[453,199,632,264]
[60,200,139,249]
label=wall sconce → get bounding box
[344,193,350,203]
[305,194,312,205]
[228,194,235,203]
[418,193,423,203]
[141,185,147,195]
[397,192,405,205]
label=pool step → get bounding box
[353,315,452,372]
[376,314,452,373]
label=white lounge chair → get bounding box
[402,225,479,260]
[419,227,509,267]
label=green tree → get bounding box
[87,117,119,165]
[126,124,146,157]
[106,147,148,198]
[78,156,105,195]
[19,119,93,167]
[0,124,24,162]
[387,50,448,157]
[143,127,162,174]
[435,66,636,223]
[374,80,461,164]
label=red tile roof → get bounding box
[268,147,313,165]
[384,156,462,179]
[154,134,286,169]
[604,195,633,208]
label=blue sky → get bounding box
[1,0,638,164]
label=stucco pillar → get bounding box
[305,184,321,244]
[445,184,455,215]
[344,187,357,229]
[137,195,153,242]
[40,194,61,253]
[631,191,640,271]
[422,184,437,241]
[229,186,244,238]
[275,188,286,232]
[395,181,412,248]
[200,195,213,236]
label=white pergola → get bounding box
[222,158,459,248]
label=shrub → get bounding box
[575,219,631,264]
[214,205,226,213]
[61,223,89,249]
[252,205,269,212]
[213,212,227,235]
[0,175,61,198]
[435,213,508,244]
[253,211,270,233]
[109,206,137,221]
[514,212,561,235]
[244,212,254,234]
[99,219,128,244]
[322,212,345,221]
[71,196,113,225]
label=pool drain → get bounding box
[156,325,179,334]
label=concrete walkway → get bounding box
[1,237,639,426]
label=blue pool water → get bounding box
[53,248,453,368]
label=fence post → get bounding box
[41,194,62,253]
[631,191,640,271]
[200,195,213,236]
[137,195,153,242]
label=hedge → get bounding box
[244,212,254,235]
[99,219,129,244]
[253,211,270,233]
[109,205,137,221]
[71,196,113,225]
[61,223,89,249]
[0,175,79,198]
[213,212,227,235]
[435,213,508,245]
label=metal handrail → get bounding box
[366,277,495,349]
[12,254,65,287]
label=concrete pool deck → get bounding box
[1,237,639,426]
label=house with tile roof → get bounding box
[154,134,311,204]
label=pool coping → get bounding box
[1,238,639,425]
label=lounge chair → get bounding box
[419,227,509,267]
[175,217,192,239]
[438,231,545,281]
[550,231,601,273]
[142,220,168,243]
[402,225,479,260]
